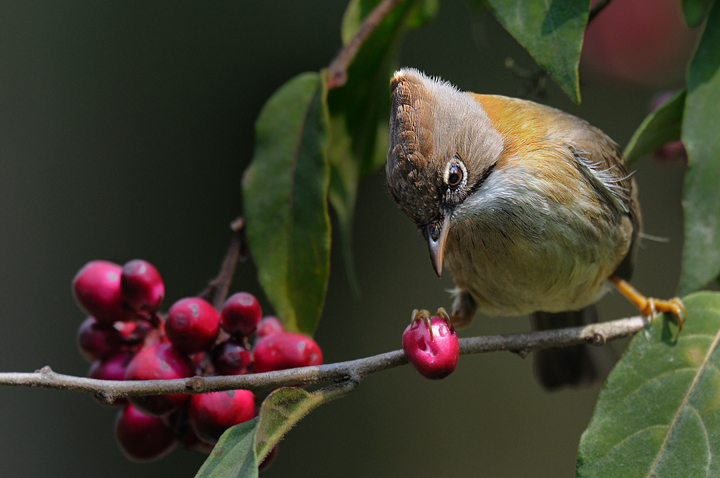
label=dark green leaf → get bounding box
[243,73,330,336]
[577,292,720,477]
[624,89,686,164]
[327,0,438,294]
[255,382,357,462]
[679,2,720,296]
[483,0,588,103]
[683,0,714,28]
[195,419,259,478]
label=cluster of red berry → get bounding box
[73,259,322,464]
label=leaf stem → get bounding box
[0,315,649,404]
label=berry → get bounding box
[188,390,256,444]
[115,405,177,462]
[402,312,459,380]
[77,316,121,362]
[253,332,322,373]
[113,319,152,347]
[220,292,262,337]
[166,297,220,354]
[72,261,135,324]
[120,259,165,312]
[211,339,252,376]
[124,343,194,416]
[89,352,133,382]
[256,316,284,338]
[88,352,134,406]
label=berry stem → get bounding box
[198,217,247,311]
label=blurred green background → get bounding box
[0,1,688,477]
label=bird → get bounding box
[385,68,685,390]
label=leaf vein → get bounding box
[645,321,720,477]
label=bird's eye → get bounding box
[446,163,464,188]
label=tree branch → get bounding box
[326,0,406,89]
[0,315,648,404]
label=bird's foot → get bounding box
[609,276,686,333]
[410,308,455,340]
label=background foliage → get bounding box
[0,0,715,477]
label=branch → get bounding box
[0,315,648,404]
[198,217,247,310]
[326,0,405,89]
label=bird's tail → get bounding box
[530,305,617,390]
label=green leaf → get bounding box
[683,0,714,28]
[327,0,438,295]
[195,419,259,478]
[679,2,720,296]
[623,89,686,164]
[255,382,357,462]
[483,0,588,103]
[577,292,720,477]
[243,73,330,336]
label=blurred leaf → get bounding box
[679,2,720,296]
[577,292,720,477]
[195,418,259,478]
[327,0,439,295]
[624,89,686,164]
[255,382,357,462]
[243,73,330,336]
[683,0,714,28]
[482,0,587,103]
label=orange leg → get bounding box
[608,275,686,333]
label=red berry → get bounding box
[72,261,135,324]
[253,332,322,373]
[402,315,459,380]
[256,316,284,338]
[77,316,121,362]
[115,405,177,462]
[113,319,152,347]
[220,292,262,337]
[124,343,194,416]
[211,339,252,376]
[166,297,220,354]
[88,352,133,406]
[188,390,256,444]
[89,352,133,381]
[120,259,165,312]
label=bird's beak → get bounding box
[425,215,451,278]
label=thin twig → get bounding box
[326,0,406,89]
[198,217,247,310]
[588,0,614,25]
[0,315,648,404]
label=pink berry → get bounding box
[120,259,165,312]
[124,343,194,416]
[72,261,136,324]
[211,339,252,376]
[77,316,121,362]
[253,332,323,373]
[402,315,459,380]
[188,390,256,444]
[115,405,177,462]
[256,316,284,338]
[220,292,262,337]
[166,297,220,354]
